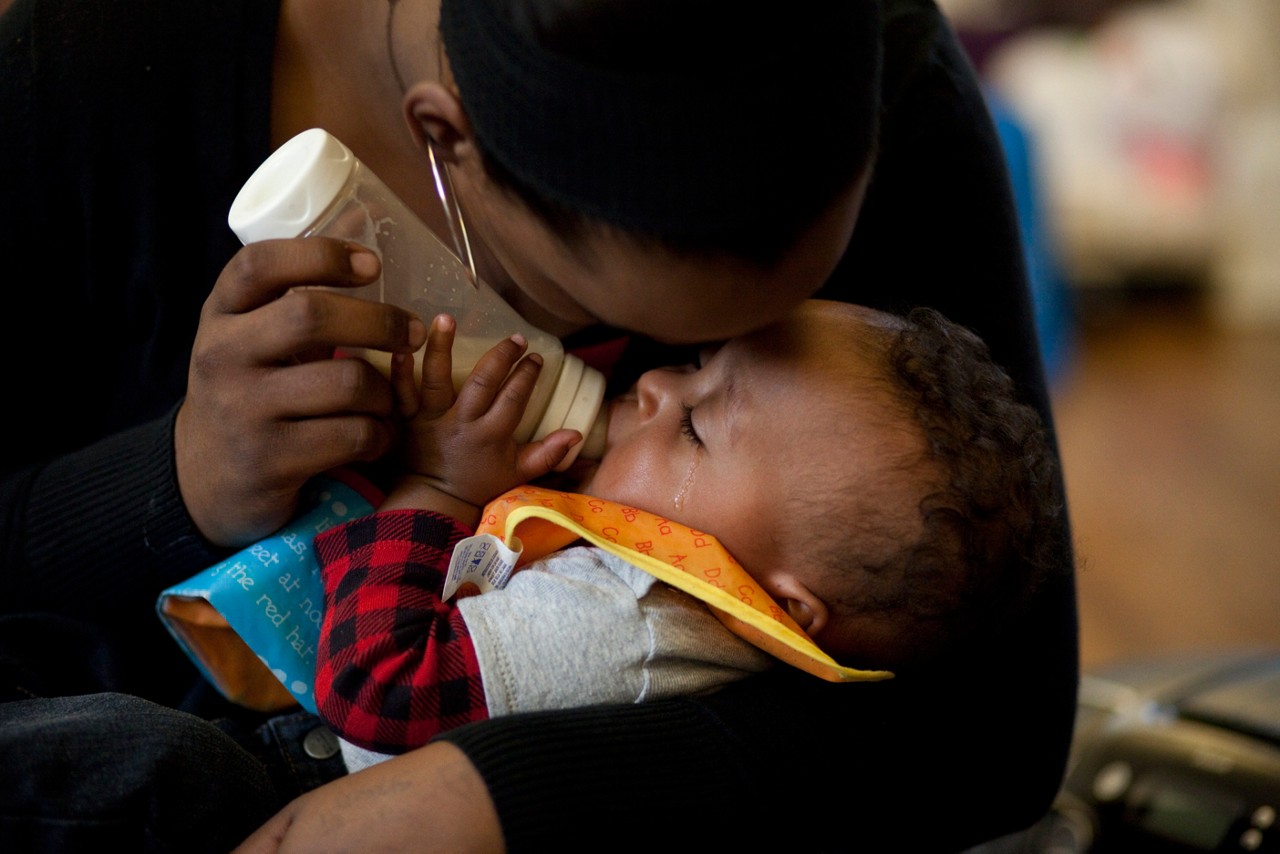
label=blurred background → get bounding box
[937,0,1280,671]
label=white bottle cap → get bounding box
[535,354,608,470]
[228,128,355,244]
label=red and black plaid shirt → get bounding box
[314,509,489,754]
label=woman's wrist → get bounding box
[380,475,481,527]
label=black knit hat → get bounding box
[440,0,883,238]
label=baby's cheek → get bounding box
[578,461,619,501]
[580,456,649,509]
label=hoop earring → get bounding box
[386,0,474,283]
[428,142,478,285]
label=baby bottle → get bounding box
[227,128,607,468]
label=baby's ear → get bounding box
[758,571,830,638]
[782,597,812,630]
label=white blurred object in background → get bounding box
[980,0,1280,328]
[985,2,1221,287]
[1207,0,1280,328]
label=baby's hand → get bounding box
[380,315,581,523]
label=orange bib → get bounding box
[452,485,893,684]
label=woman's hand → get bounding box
[233,742,504,854]
[379,314,581,524]
[176,238,427,547]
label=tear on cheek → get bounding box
[673,447,702,511]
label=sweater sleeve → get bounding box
[0,0,282,708]
[1,406,221,614]
[313,510,489,754]
[0,0,273,651]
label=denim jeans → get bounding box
[0,613,346,853]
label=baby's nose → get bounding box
[635,366,685,410]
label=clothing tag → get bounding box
[443,533,523,601]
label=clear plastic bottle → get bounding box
[228,128,607,467]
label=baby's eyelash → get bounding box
[679,403,702,447]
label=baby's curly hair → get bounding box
[817,307,1062,671]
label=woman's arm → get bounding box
[234,741,505,854]
[0,0,420,632]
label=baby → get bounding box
[313,299,1060,769]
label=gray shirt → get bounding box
[340,546,773,772]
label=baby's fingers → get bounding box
[390,351,420,420]
[419,315,457,417]
[454,334,531,421]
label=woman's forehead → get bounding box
[570,251,817,342]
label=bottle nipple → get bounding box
[534,353,607,471]
[579,408,609,461]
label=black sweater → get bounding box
[0,0,1077,849]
